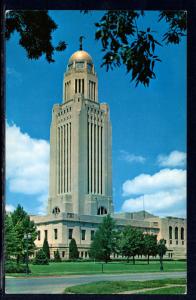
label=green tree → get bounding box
[69,239,79,260]
[33,249,49,265]
[54,249,62,262]
[119,226,144,264]
[4,214,18,260]
[5,10,186,86]
[143,234,158,264]
[157,239,167,271]
[5,11,66,62]
[42,237,50,260]
[11,205,37,264]
[89,215,116,263]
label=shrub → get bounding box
[69,238,79,259]
[42,238,50,259]
[33,249,49,265]
[54,249,62,262]
[5,260,27,273]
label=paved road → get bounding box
[5,272,186,294]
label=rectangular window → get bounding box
[62,251,65,258]
[91,230,95,241]
[37,230,41,241]
[44,230,48,240]
[169,240,172,245]
[85,252,88,258]
[82,230,86,240]
[69,228,73,239]
[182,241,184,245]
[81,251,83,258]
[54,229,58,240]
[176,240,178,245]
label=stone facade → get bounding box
[30,49,186,260]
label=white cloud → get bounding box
[6,122,49,214]
[120,150,146,164]
[121,168,186,218]
[157,150,186,167]
[5,204,15,213]
[122,168,186,196]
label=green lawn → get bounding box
[64,278,186,294]
[7,260,186,277]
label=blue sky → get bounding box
[6,10,186,217]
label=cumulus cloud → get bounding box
[5,204,15,213]
[121,168,186,217]
[6,122,49,214]
[157,150,186,167]
[120,150,146,164]
[122,168,186,196]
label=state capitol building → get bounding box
[30,46,186,260]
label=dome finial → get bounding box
[79,35,85,50]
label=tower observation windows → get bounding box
[87,63,92,72]
[76,62,84,69]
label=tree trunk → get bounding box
[133,256,135,265]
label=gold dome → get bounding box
[68,50,93,64]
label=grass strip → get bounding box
[6,261,186,277]
[64,278,186,294]
[140,286,186,294]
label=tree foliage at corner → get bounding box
[5,10,66,63]
[42,237,50,260]
[69,238,79,260]
[89,215,116,263]
[93,10,186,87]
[119,226,144,264]
[4,214,19,260]
[33,249,49,265]
[54,249,62,262]
[10,204,37,264]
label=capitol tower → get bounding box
[31,42,186,260]
[47,44,113,217]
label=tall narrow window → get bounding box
[91,230,95,241]
[81,230,86,240]
[44,230,48,241]
[79,79,81,93]
[82,79,84,94]
[65,83,67,100]
[54,229,58,240]
[75,79,77,93]
[169,226,172,240]
[175,227,178,239]
[181,227,184,240]
[38,230,41,241]
[69,228,73,239]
